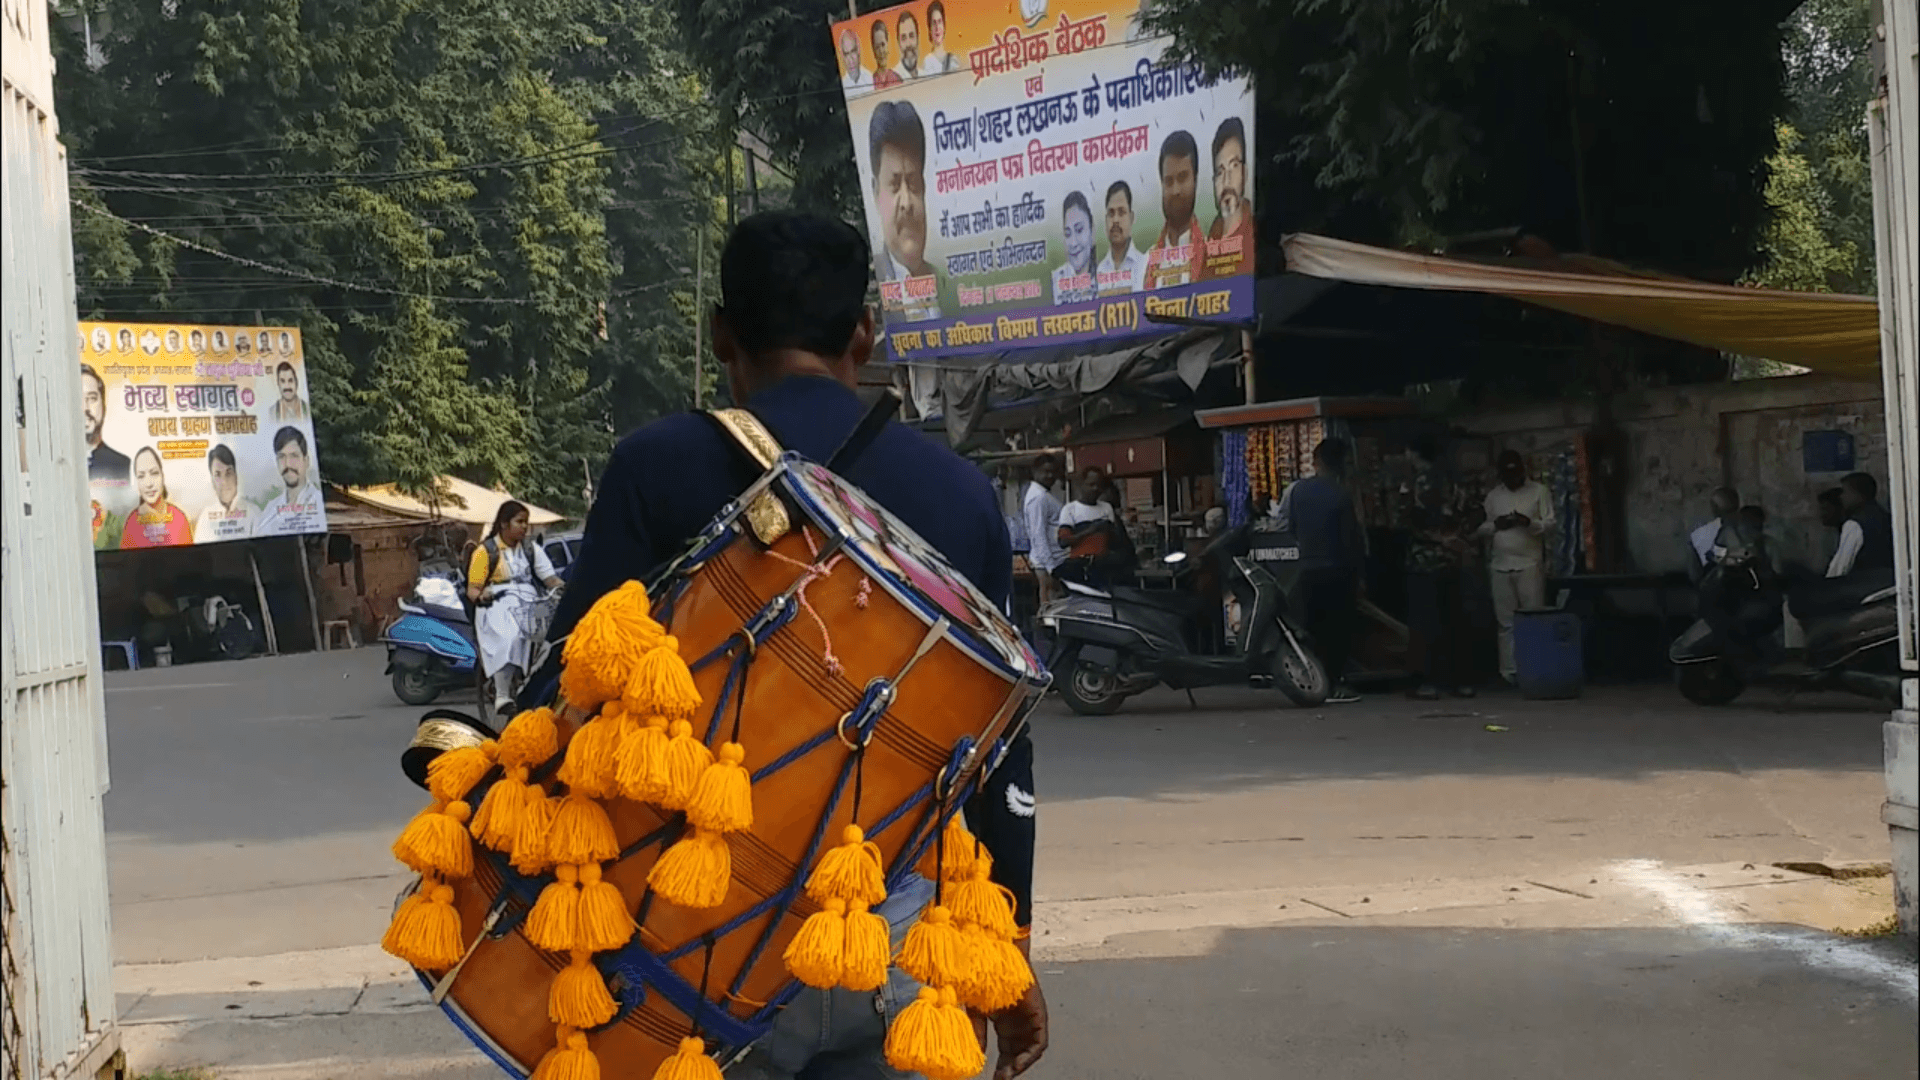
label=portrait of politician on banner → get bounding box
[833,0,1256,361]
[79,322,328,551]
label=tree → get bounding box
[1751,0,1876,295]
[52,0,725,514]
[1146,0,1799,278]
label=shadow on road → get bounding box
[1038,922,1916,1080]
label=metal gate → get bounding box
[3,0,122,1076]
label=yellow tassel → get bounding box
[954,923,1030,1015]
[647,827,730,909]
[427,740,498,803]
[841,899,891,993]
[575,862,635,952]
[562,581,664,709]
[934,814,985,884]
[547,792,620,867]
[626,636,702,720]
[685,742,753,833]
[614,713,672,804]
[658,720,713,811]
[472,765,530,852]
[894,904,971,988]
[499,707,561,768]
[549,950,618,1028]
[526,864,581,953]
[649,1036,723,1080]
[393,800,474,880]
[556,707,622,799]
[381,879,463,970]
[884,985,985,1080]
[511,794,559,876]
[804,825,886,906]
[947,864,1017,939]
[782,898,847,988]
[532,1028,602,1080]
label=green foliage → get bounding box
[1147,0,1793,278]
[1747,0,1876,295]
[52,0,724,513]
[1743,123,1858,293]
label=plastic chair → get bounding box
[102,639,140,671]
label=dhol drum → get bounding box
[382,440,1049,1080]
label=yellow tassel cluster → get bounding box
[648,1036,724,1080]
[471,707,559,858]
[381,877,464,970]
[560,581,664,709]
[383,740,501,970]
[885,986,984,1080]
[531,1027,602,1080]
[884,815,1030,1079]
[784,825,890,991]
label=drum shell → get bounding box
[438,513,1039,1075]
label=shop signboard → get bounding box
[832,0,1256,360]
[78,322,327,549]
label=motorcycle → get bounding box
[382,562,478,707]
[1035,522,1330,715]
[1669,544,1901,706]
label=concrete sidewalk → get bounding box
[115,860,1913,1079]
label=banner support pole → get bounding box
[249,544,279,656]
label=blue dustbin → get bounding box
[1514,608,1583,699]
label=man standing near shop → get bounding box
[1024,454,1066,606]
[1056,466,1119,587]
[1275,439,1365,703]
[1477,450,1555,684]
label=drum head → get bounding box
[783,459,1046,683]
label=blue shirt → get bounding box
[545,375,1035,923]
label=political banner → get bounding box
[832,0,1256,361]
[79,322,327,550]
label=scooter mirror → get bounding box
[1163,551,1188,565]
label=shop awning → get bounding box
[342,475,565,526]
[1282,233,1881,379]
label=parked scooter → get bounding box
[1036,522,1329,714]
[382,561,478,706]
[1669,545,1900,706]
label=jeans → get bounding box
[1293,568,1357,684]
[726,874,936,1080]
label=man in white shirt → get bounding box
[193,444,255,543]
[1055,467,1119,586]
[838,28,870,95]
[1475,450,1555,682]
[1023,454,1066,604]
[257,426,326,535]
[1096,182,1149,295]
[1687,487,1740,579]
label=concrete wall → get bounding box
[1456,376,1888,575]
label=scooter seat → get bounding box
[1109,586,1206,618]
[420,600,472,626]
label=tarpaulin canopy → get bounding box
[342,475,565,527]
[1282,233,1882,380]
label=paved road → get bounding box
[103,648,1917,1078]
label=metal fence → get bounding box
[3,0,122,1075]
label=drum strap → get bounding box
[706,407,785,470]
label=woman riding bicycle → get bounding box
[467,500,563,716]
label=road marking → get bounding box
[1612,858,1917,1006]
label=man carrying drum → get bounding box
[545,210,1048,1080]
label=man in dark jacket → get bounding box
[1276,438,1366,703]
[543,211,1046,1080]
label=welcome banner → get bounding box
[833,0,1257,361]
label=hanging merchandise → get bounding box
[1221,430,1251,527]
